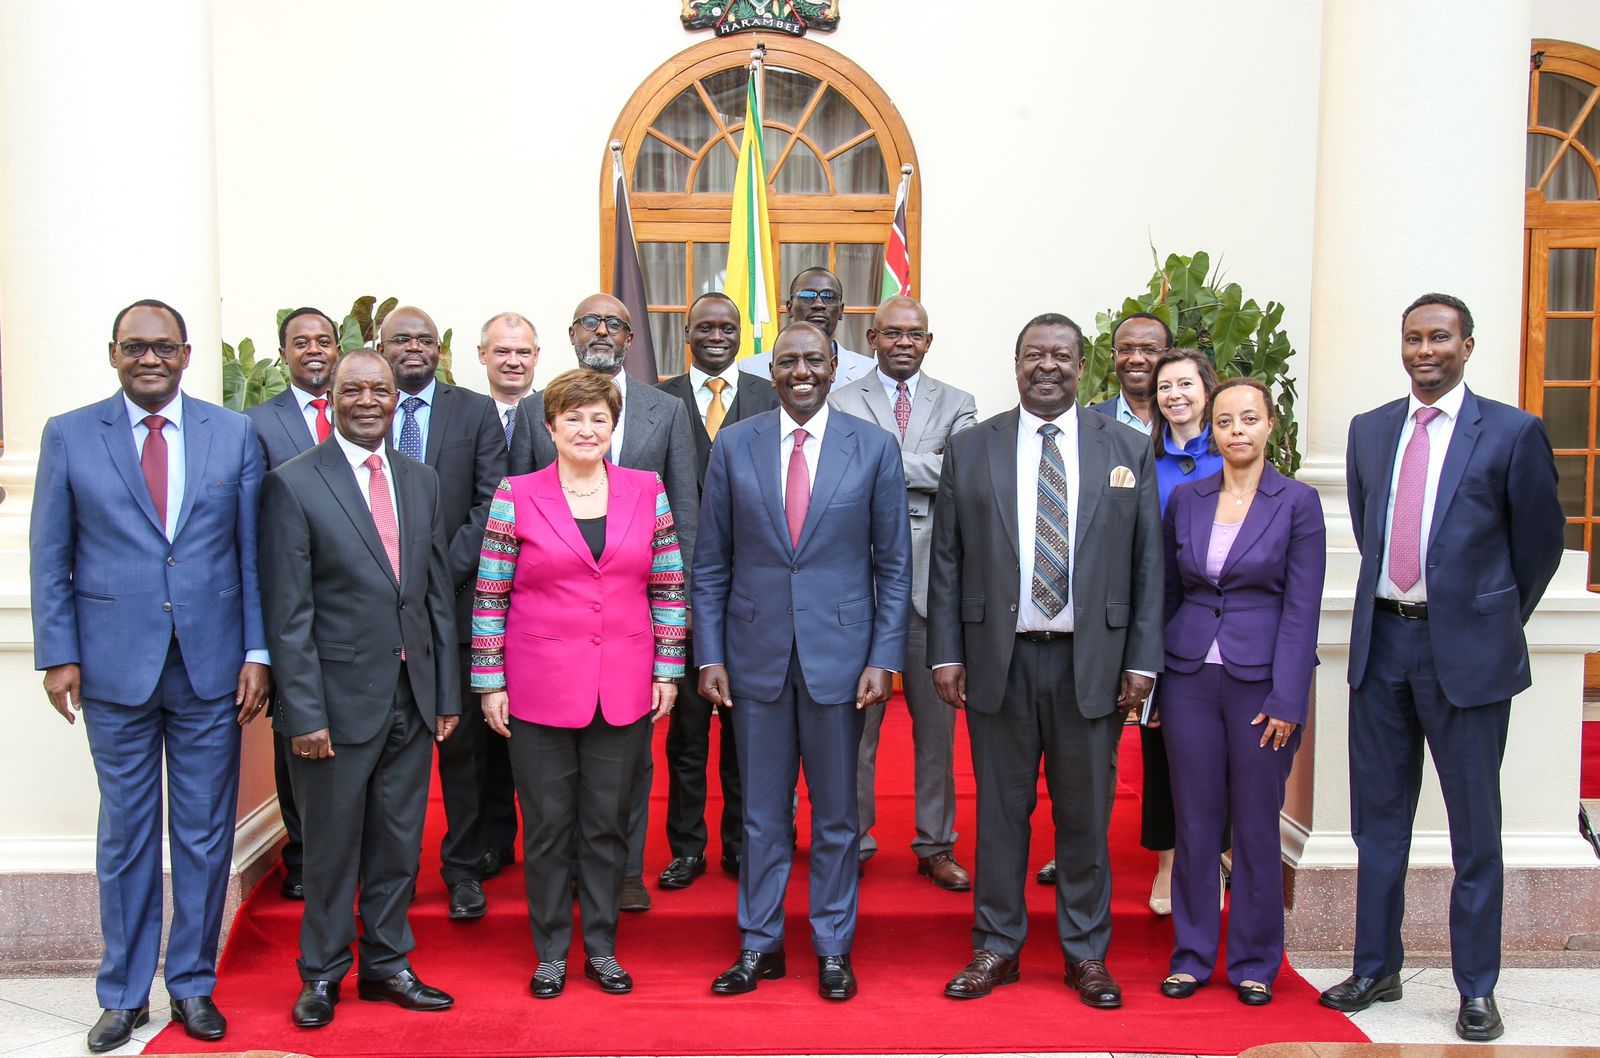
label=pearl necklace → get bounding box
[561,466,607,498]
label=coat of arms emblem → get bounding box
[680,0,840,37]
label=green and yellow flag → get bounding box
[726,59,780,363]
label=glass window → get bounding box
[1545,318,1593,380]
[1548,248,1596,311]
[1543,388,1591,449]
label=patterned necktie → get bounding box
[309,398,330,442]
[894,381,912,439]
[503,407,516,450]
[398,396,425,461]
[1386,406,1443,592]
[705,377,728,440]
[1031,423,1071,619]
[785,427,810,547]
[140,415,169,531]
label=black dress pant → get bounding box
[436,663,488,884]
[482,724,520,852]
[663,643,743,861]
[510,710,650,962]
[272,728,304,876]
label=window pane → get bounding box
[773,139,829,194]
[701,67,749,127]
[806,86,870,154]
[693,137,738,193]
[653,85,718,152]
[764,67,821,129]
[638,243,685,306]
[1543,387,1591,450]
[635,136,692,193]
[832,136,889,194]
[1549,248,1596,311]
[649,311,685,377]
[837,313,872,355]
[1528,132,1563,190]
[1566,519,1586,550]
[836,243,886,307]
[1537,72,1594,133]
[1545,317,1593,380]
[1590,537,1600,584]
[779,243,828,298]
[1594,457,1600,516]
[1545,145,1598,200]
[1556,454,1588,517]
[692,243,730,298]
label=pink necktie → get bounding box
[786,428,810,547]
[1387,406,1442,591]
[894,381,912,439]
[365,454,401,583]
[140,415,168,530]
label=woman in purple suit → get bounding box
[1155,377,1325,1006]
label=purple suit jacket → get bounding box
[1161,465,1326,724]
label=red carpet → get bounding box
[153,699,1367,1056]
[1584,720,1599,799]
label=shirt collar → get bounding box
[290,384,328,412]
[690,363,740,393]
[493,397,519,418]
[779,402,829,443]
[1162,424,1211,457]
[336,430,390,473]
[877,367,919,398]
[1407,380,1465,422]
[1019,402,1077,437]
[400,379,437,407]
[124,391,183,429]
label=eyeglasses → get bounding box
[790,290,842,305]
[387,333,438,349]
[573,314,630,333]
[1113,344,1167,357]
[117,341,183,360]
[876,328,928,342]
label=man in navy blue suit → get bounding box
[31,299,272,1052]
[1321,293,1564,1041]
[693,322,912,1002]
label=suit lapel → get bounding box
[904,377,938,446]
[619,388,661,465]
[1073,411,1110,552]
[391,449,430,594]
[600,466,643,567]
[667,375,712,464]
[276,391,315,450]
[1187,476,1216,577]
[1370,400,1409,550]
[315,442,399,589]
[423,382,451,465]
[794,418,857,554]
[749,416,792,553]
[532,469,600,570]
[171,395,211,541]
[986,411,1020,563]
[858,379,900,436]
[1428,389,1483,547]
[99,397,165,535]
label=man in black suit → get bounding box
[929,313,1162,1006]
[377,305,508,920]
[260,349,460,1028]
[654,292,776,888]
[508,293,699,910]
[246,306,341,902]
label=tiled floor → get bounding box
[2,967,1597,1056]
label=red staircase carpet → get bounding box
[153,699,1367,1057]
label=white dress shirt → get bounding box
[690,364,741,424]
[607,372,628,461]
[290,384,328,443]
[1016,405,1080,634]
[335,430,400,532]
[778,403,829,503]
[1378,380,1465,602]
[876,368,920,407]
[494,397,519,445]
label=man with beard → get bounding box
[929,313,1161,1006]
[654,292,777,887]
[377,305,507,921]
[247,306,341,902]
[830,295,977,890]
[696,322,911,1001]
[738,268,876,385]
[508,293,698,910]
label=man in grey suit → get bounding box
[929,312,1162,1005]
[830,296,976,890]
[246,306,342,903]
[507,293,699,910]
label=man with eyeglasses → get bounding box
[508,293,698,911]
[830,296,976,892]
[738,267,876,385]
[1090,312,1170,434]
[376,305,508,922]
[31,299,272,1051]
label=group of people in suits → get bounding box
[29,282,1564,1048]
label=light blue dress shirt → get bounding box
[391,378,437,454]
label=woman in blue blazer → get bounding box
[1156,377,1326,1006]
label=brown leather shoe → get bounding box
[620,875,651,912]
[944,949,1019,999]
[1064,959,1123,1008]
[918,852,972,891]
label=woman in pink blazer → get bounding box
[472,369,686,999]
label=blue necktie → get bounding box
[398,396,425,461]
[1031,423,1071,619]
[503,408,516,450]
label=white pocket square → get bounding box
[1109,465,1136,488]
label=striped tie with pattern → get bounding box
[1030,423,1071,619]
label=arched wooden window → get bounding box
[1525,40,1600,592]
[602,35,919,376]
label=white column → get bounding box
[1290,0,1598,875]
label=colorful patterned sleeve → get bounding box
[471,478,518,691]
[648,475,688,681]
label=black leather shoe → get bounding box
[292,980,339,1028]
[1064,959,1124,1008]
[1456,995,1504,1041]
[1237,980,1273,1006]
[356,969,454,1011]
[585,960,634,993]
[817,954,857,1000]
[620,874,652,911]
[1036,858,1057,885]
[1160,974,1200,999]
[1319,972,1403,1012]
[280,870,305,901]
[529,971,566,999]
[945,949,1019,999]
[448,879,487,919]
[658,855,707,889]
[712,949,786,994]
[477,845,515,878]
[87,1007,148,1052]
[720,851,741,875]
[171,995,226,1040]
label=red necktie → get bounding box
[786,427,810,547]
[894,381,912,439]
[141,415,168,530]
[1386,406,1442,592]
[310,398,331,442]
